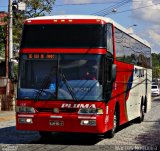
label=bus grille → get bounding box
[36,108,78,113]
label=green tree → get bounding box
[152,53,160,78]
[13,0,56,50]
[11,0,55,78]
[0,23,7,58]
[0,0,56,58]
[25,0,55,18]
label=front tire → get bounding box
[107,110,118,138]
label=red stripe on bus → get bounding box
[25,19,106,25]
[20,48,107,54]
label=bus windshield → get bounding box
[21,24,105,48]
[18,54,103,101]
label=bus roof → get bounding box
[26,15,151,48]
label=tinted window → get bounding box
[21,24,106,48]
[152,86,158,89]
[106,24,113,54]
[18,54,103,101]
[115,28,124,61]
[115,28,151,68]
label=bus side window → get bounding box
[106,24,113,55]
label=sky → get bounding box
[0,0,160,54]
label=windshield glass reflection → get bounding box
[58,55,102,100]
[18,54,103,101]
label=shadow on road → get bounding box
[0,126,39,144]
[1,100,160,146]
[0,126,102,145]
[135,118,160,148]
[152,97,160,102]
[0,125,134,145]
[0,124,136,145]
[134,99,160,147]
[30,133,103,145]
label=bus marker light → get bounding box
[105,115,109,123]
[61,20,65,22]
[53,20,58,22]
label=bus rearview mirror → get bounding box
[111,64,116,82]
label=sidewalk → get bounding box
[0,111,15,122]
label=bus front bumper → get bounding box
[16,113,106,134]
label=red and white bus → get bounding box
[16,15,152,138]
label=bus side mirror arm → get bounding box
[111,64,116,82]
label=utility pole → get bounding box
[8,0,13,60]
[5,0,13,110]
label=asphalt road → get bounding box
[0,97,160,151]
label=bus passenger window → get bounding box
[106,24,113,55]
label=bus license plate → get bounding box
[50,120,64,126]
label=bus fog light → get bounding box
[26,118,33,123]
[18,118,33,124]
[80,120,96,126]
[83,120,89,124]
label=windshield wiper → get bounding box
[34,76,50,101]
[34,65,56,101]
[60,72,78,102]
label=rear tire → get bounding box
[135,103,145,123]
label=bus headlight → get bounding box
[16,106,35,113]
[78,108,103,115]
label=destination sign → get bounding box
[27,54,56,59]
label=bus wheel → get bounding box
[107,110,118,138]
[136,103,145,123]
[39,131,52,138]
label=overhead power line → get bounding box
[0,0,159,8]
[53,0,144,7]
[106,2,160,16]
[54,2,117,6]
[91,0,131,16]
[54,0,160,7]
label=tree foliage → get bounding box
[152,53,160,78]
[0,17,7,58]
[0,0,56,58]
[13,0,56,49]
[25,0,55,18]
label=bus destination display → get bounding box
[27,54,56,59]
